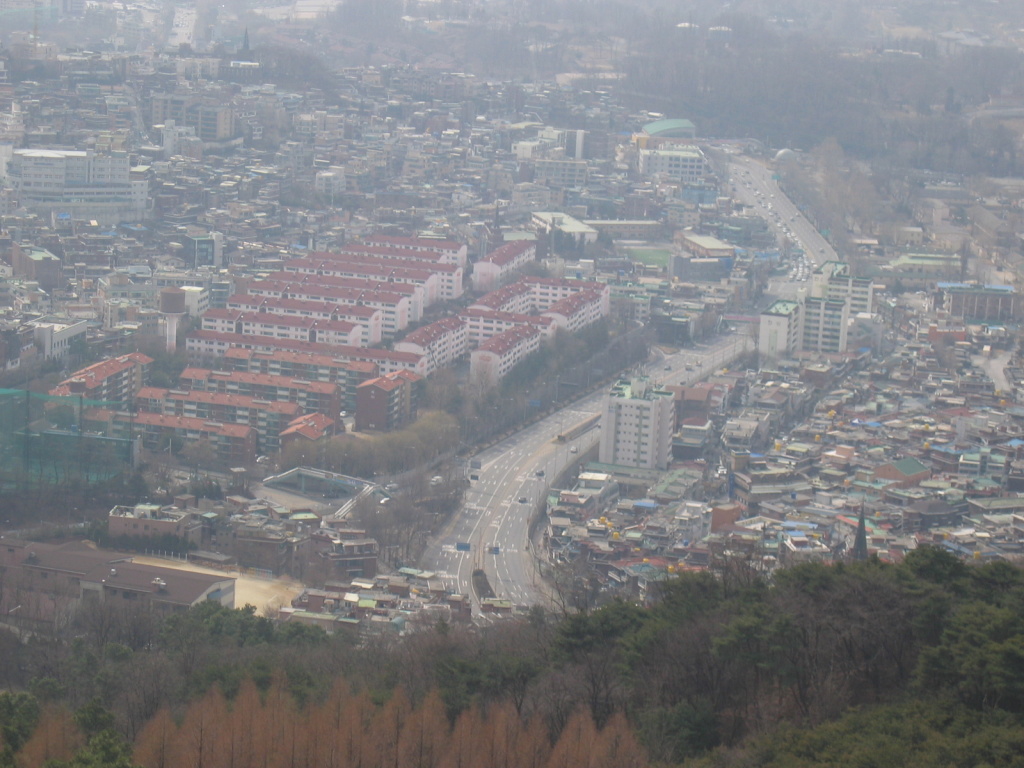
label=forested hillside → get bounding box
[4,548,1024,767]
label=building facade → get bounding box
[599,377,675,470]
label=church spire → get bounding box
[853,508,868,561]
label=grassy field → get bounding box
[626,247,673,267]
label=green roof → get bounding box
[642,118,696,137]
[892,457,929,477]
[763,299,800,316]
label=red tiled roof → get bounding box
[188,330,422,364]
[477,325,540,355]
[50,352,153,397]
[481,240,534,266]
[401,316,466,345]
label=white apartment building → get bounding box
[599,377,675,470]
[246,278,418,334]
[7,149,147,224]
[759,295,851,359]
[29,317,88,360]
[810,261,875,314]
[314,166,346,203]
[800,296,850,355]
[469,325,542,389]
[227,294,384,346]
[637,146,707,184]
[472,240,537,293]
[393,316,469,375]
[459,308,557,346]
[179,285,209,317]
[533,158,589,188]
[201,310,364,348]
[758,299,802,360]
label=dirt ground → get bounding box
[130,555,304,616]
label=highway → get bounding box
[725,153,839,300]
[418,333,753,617]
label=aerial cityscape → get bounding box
[2,0,1024,765]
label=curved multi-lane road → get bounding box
[418,334,753,617]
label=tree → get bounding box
[13,704,82,767]
[52,729,139,768]
[0,692,40,758]
[132,708,176,768]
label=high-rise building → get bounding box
[599,376,675,470]
[810,261,875,314]
[800,296,850,355]
[758,299,801,361]
[758,295,851,360]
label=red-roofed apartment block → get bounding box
[470,325,542,389]
[49,352,153,402]
[355,371,423,432]
[471,240,537,292]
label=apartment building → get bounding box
[284,255,445,306]
[185,331,428,377]
[201,309,364,348]
[758,300,801,361]
[393,316,469,375]
[222,348,376,411]
[810,261,876,314]
[637,146,707,184]
[472,240,537,292]
[460,308,557,346]
[179,367,343,418]
[599,376,675,471]
[472,277,610,317]
[533,158,589,188]
[759,295,851,359]
[542,289,607,334]
[27,316,87,360]
[50,352,153,402]
[246,276,419,334]
[469,325,543,389]
[226,294,384,346]
[361,235,468,268]
[85,409,258,466]
[7,149,147,224]
[801,296,850,355]
[354,371,422,432]
[134,387,303,453]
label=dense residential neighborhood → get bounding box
[1,2,1024,633]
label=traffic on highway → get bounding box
[418,333,753,617]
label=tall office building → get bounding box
[599,376,675,470]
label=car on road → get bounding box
[519,497,528,503]
[535,469,545,477]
